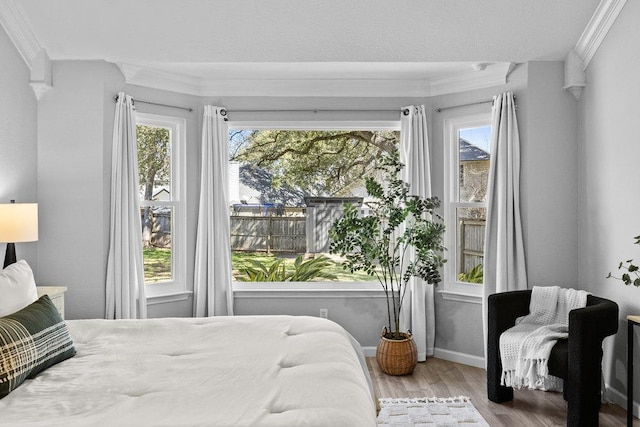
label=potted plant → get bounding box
[329,149,446,375]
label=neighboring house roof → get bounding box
[459,138,489,161]
[139,187,170,201]
[139,187,171,201]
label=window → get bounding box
[227,122,400,284]
[443,114,492,299]
[136,113,186,297]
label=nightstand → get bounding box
[36,286,67,319]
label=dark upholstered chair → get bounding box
[487,290,618,427]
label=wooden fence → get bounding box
[142,208,172,248]
[305,205,350,253]
[458,218,485,274]
[230,208,486,267]
[230,199,359,254]
[230,216,306,253]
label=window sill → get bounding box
[438,289,483,304]
[233,281,388,299]
[146,290,193,306]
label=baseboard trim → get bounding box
[362,345,486,369]
[362,346,376,357]
[433,348,486,369]
[605,382,636,418]
[365,344,631,416]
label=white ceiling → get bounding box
[5,0,603,96]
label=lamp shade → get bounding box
[0,203,38,243]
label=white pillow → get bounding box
[0,260,38,317]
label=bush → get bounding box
[236,255,338,282]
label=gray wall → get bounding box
[0,25,38,268]
[428,62,580,359]
[524,61,579,289]
[30,57,427,342]
[577,0,640,402]
[0,20,588,360]
[428,64,527,358]
[234,291,390,348]
[36,60,123,319]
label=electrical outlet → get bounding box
[319,308,328,319]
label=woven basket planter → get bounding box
[376,327,418,376]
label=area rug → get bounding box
[376,396,490,426]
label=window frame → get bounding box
[135,112,187,299]
[227,120,400,291]
[441,113,492,303]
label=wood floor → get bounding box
[367,356,636,426]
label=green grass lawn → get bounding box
[143,247,172,283]
[143,247,378,283]
[232,252,377,282]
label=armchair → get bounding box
[487,290,618,427]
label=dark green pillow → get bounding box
[0,295,76,398]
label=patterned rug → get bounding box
[376,396,490,426]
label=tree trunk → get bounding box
[141,173,155,248]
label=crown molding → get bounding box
[30,81,52,100]
[563,49,586,100]
[118,62,513,98]
[119,63,202,96]
[429,63,513,97]
[575,0,627,68]
[0,0,52,99]
[0,0,40,67]
[199,78,432,98]
[29,49,52,100]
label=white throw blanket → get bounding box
[499,286,589,391]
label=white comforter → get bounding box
[0,315,376,426]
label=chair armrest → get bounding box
[569,295,619,345]
[486,290,532,402]
[565,295,618,424]
[487,290,532,336]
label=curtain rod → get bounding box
[222,108,411,117]
[435,96,517,113]
[113,95,193,113]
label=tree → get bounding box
[239,164,306,206]
[232,130,399,203]
[137,125,170,247]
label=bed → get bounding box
[0,267,377,426]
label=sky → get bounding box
[459,126,492,153]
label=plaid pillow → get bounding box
[0,295,76,398]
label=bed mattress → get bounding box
[0,315,376,426]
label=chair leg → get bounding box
[488,381,514,403]
[566,368,602,427]
[487,356,513,403]
[567,394,601,427]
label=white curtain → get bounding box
[482,92,528,350]
[193,106,234,317]
[105,92,146,319]
[400,105,435,361]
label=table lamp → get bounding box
[0,200,38,268]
